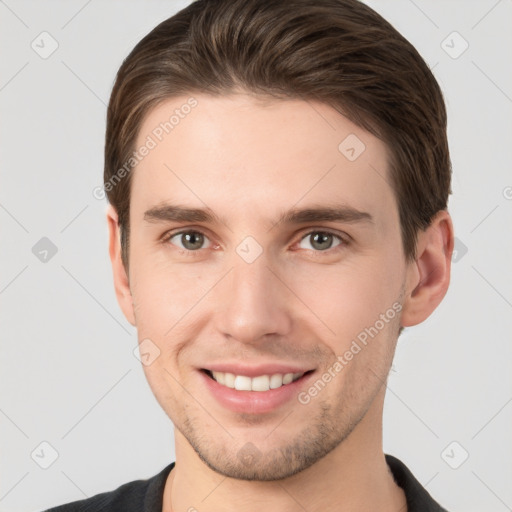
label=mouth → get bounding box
[198,363,317,414]
[201,368,314,391]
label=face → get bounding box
[117,92,412,480]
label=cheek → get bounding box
[289,254,403,346]
[129,250,211,336]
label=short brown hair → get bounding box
[104,0,451,270]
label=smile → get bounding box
[204,369,305,391]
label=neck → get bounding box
[163,387,406,512]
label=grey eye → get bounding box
[169,231,210,251]
[299,232,342,251]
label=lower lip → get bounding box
[200,370,315,414]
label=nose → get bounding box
[214,253,292,345]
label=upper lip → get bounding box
[201,363,314,377]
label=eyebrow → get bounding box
[143,202,373,228]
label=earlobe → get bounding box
[106,205,136,327]
[400,210,454,327]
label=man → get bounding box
[44,0,453,510]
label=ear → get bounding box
[400,210,454,327]
[106,205,136,326]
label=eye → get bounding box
[298,230,344,252]
[165,230,212,251]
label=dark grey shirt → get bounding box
[42,454,449,511]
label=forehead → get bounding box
[130,93,396,228]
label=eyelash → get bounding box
[160,228,349,258]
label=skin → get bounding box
[107,92,454,512]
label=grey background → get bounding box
[1,1,511,511]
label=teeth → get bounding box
[210,371,304,391]
[282,373,294,385]
[269,374,283,389]
[224,372,235,388]
[234,375,252,391]
[214,371,226,385]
